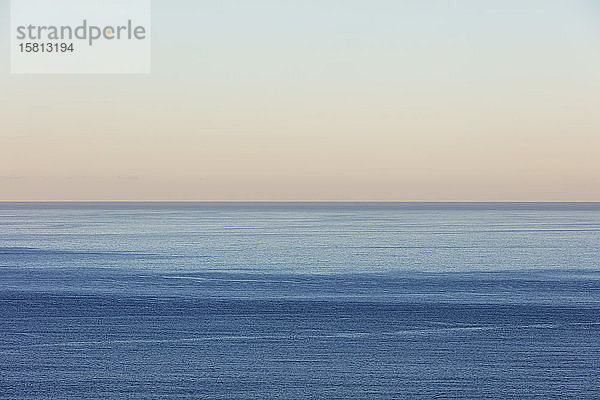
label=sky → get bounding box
[1,0,600,201]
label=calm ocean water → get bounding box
[1,202,599,399]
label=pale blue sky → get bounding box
[1,0,599,200]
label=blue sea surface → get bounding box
[1,202,599,399]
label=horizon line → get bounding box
[1,200,600,203]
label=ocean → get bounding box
[1,202,599,399]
